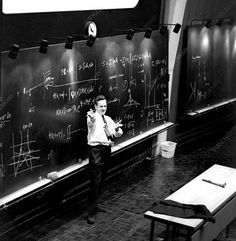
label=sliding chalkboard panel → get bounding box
[0,31,168,198]
[186,25,236,112]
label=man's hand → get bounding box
[87,109,95,122]
[115,120,123,131]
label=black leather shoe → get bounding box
[87,215,95,224]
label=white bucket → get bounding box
[161,141,177,158]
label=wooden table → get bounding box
[144,164,236,241]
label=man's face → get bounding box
[95,99,107,115]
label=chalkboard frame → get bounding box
[0,30,169,198]
[186,25,236,113]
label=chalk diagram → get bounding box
[123,53,140,108]
[189,55,201,102]
[144,62,167,109]
[23,70,54,96]
[22,67,99,102]
[121,53,167,109]
[189,55,208,102]
[9,130,41,177]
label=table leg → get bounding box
[172,226,177,240]
[150,219,155,241]
[226,224,230,238]
[166,224,170,240]
[186,229,192,241]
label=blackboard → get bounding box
[0,31,168,198]
[186,25,236,112]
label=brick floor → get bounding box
[1,126,236,241]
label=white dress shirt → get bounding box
[87,112,123,146]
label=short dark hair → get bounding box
[94,95,106,105]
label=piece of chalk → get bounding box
[202,178,226,188]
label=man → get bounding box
[86,95,123,224]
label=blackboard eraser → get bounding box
[47,171,59,181]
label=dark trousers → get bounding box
[87,145,111,216]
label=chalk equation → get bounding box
[0,111,12,129]
[48,125,84,141]
[101,51,152,68]
[53,85,95,101]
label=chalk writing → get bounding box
[152,57,167,67]
[107,98,120,105]
[69,86,94,100]
[23,70,54,96]
[101,52,152,68]
[78,61,94,71]
[61,66,73,76]
[53,91,68,100]
[108,74,124,80]
[23,122,33,130]
[49,130,65,140]
[124,121,135,129]
[29,106,36,113]
[123,113,134,120]
[109,83,119,92]
[48,125,83,140]
[56,104,80,116]
[121,80,128,91]
[52,85,95,101]
[0,112,12,129]
[127,129,135,136]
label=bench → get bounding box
[144,164,236,241]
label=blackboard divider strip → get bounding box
[0,122,174,207]
[54,122,175,174]
[111,122,175,155]
[187,98,236,116]
[50,122,175,182]
[0,162,89,208]
[0,178,52,207]
[53,160,88,180]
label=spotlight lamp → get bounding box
[65,36,74,49]
[224,18,233,25]
[126,29,135,40]
[8,44,20,59]
[86,35,96,47]
[215,18,224,26]
[191,18,231,28]
[39,39,48,54]
[173,23,181,33]
[144,28,152,38]
[205,19,212,28]
[159,25,168,34]
[158,23,181,34]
